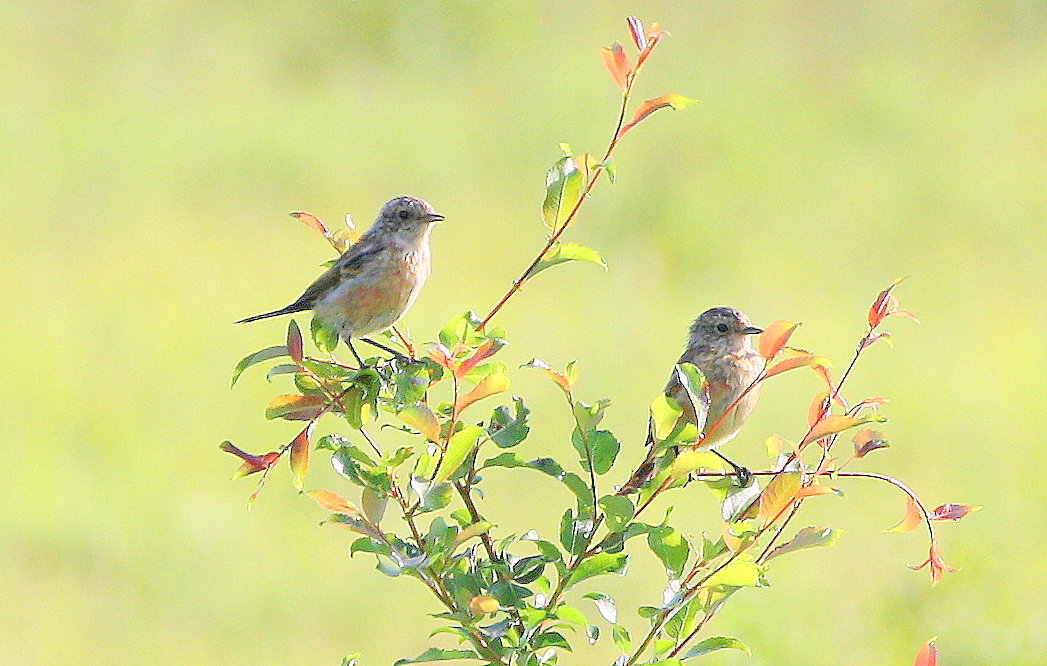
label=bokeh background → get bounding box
[2,2,1044,664]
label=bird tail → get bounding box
[235,304,308,324]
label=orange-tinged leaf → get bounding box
[398,404,441,441]
[801,414,883,446]
[343,213,362,245]
[286,319,303,364]
[758,320,799,360]
[808,392,831,428]
[522,359,572,393]
[454,373,510,412]
[910,542,958,585]
[765,353,830,379]
[852,429,889,458]
[885,496,923,533]
[453,521,493,546]
[758,472,802,523]
[930,503,982,521]
[860,331,894,350]
[469,595,500,616]
[307,489,359,517]
[868,277,919,328]
[289,211,329,237]
[265,394,325,420]
[599,42,630,90]
[620,93,696,136]
[796,484,841,499]
[428,343,454,369]
[289,423,314,491]
[914,636,938,666]
[455,338,506,379]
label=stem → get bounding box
[478,85,633,331]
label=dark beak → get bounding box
[742,326,763,335]
[426,213,445,223]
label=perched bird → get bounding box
[237,196,443,366]
[621,307,764,493]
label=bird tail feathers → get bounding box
[235,305,308,324]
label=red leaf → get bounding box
[885,496,923,533]
[599,42,631,90]
[758,321,800,360]
[626,16,647,50]
[289,423,314,491]
[286,320,303,364]
[852,429,889,458]
[620,93,696,136]
[220,441,281,479]
[914,636,938,666]
[930,503,982,521]
[860,331,894,349]
[636,23,668,69]
[455,338,506,379]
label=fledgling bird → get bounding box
[237,196,443,366]
[621,307,764,493]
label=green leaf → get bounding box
[650,394,683,441]
[393,648,479,665]
[487,396,531,448]
[231,345,288,387]
[647,659,683,666]
[599,157,616,184]
[554,604,587,627]
[265,363,300,382]
[564,552,628,590]
[310,315,340,353]
[612,624,631,652]
[678,636,750,660]
[764,526,842,561]
[674,363,707,418]
[583,592,618,624]
[438,311,484,349]
[542,155,584,229]
[486,455,592,513]
[647,526,690,578]
[704,559,766,588]
[598,495,634,532]
[434,425,484,482]
[411,478,453,513]
[527,242,606,280]
[573,399,611,431]
[718,478,762,522]
[572,429,620,475]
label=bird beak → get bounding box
[426,213,445,223]
[742,326,763,335]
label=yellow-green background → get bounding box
[2,2,1044,664]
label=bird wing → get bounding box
[288,240,385,309]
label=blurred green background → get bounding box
[2,2,1044,664]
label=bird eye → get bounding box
[716,323,729,333]
[398,210,411,220]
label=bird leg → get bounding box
[345,338,368,368]
[712,449,752,487]
[361,337,410,361]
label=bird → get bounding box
[620,307,764,493]
[237,196,443,366]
